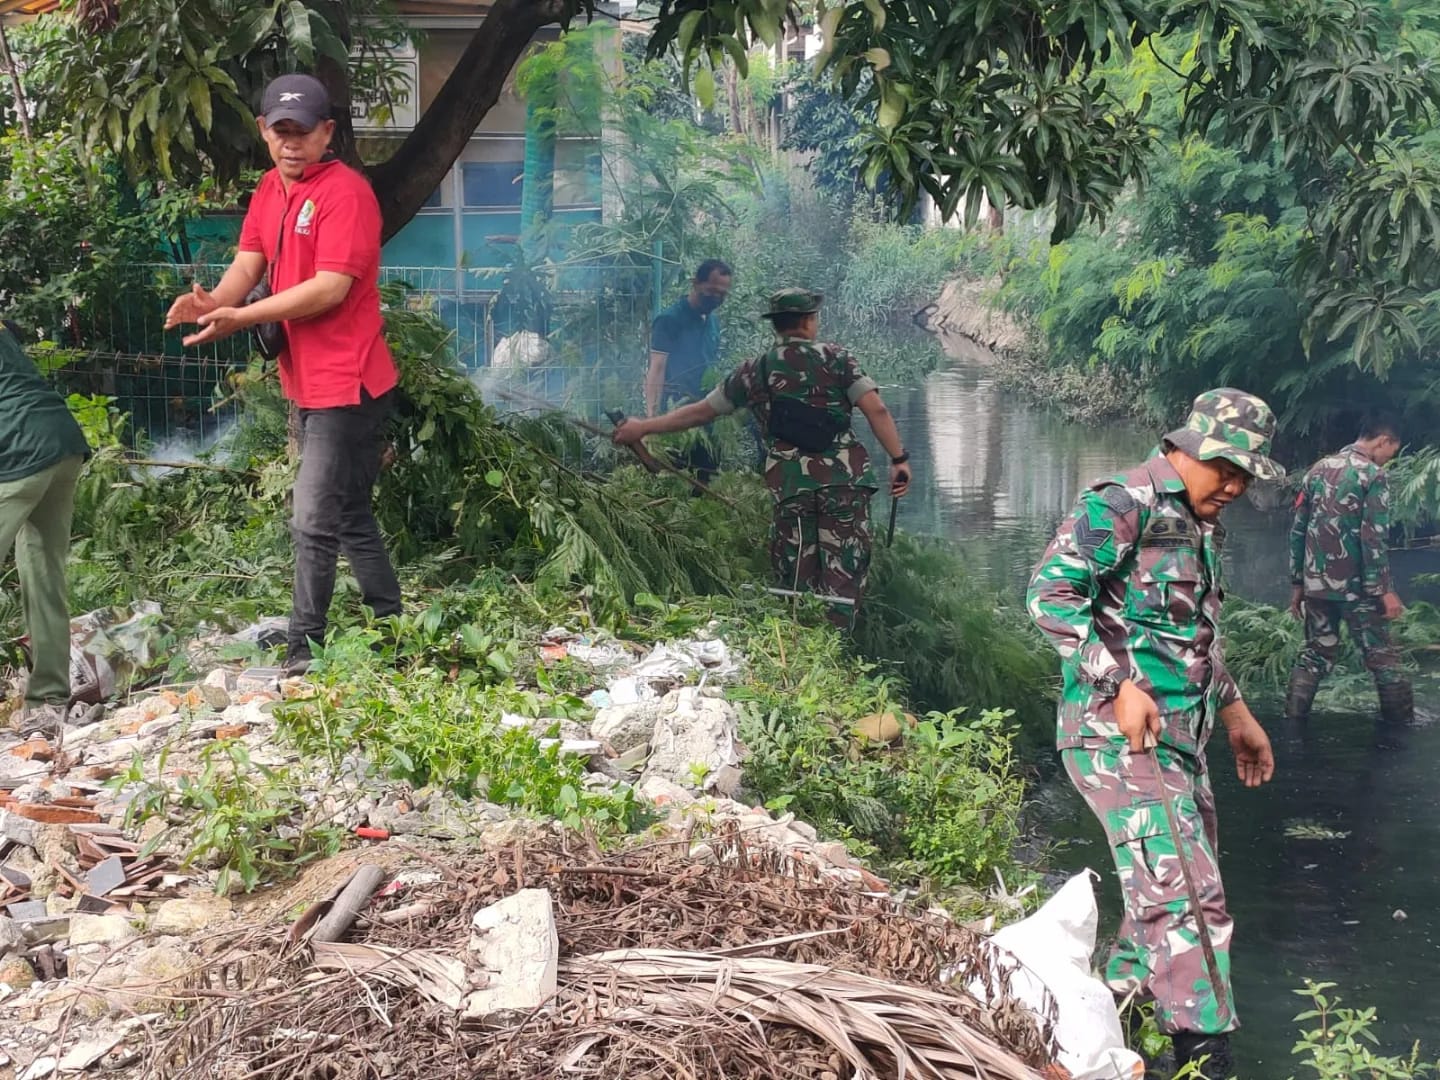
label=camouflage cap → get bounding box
[1163,387,1285,481]
[762,287,824,318]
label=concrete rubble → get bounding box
[0,613,910,1075]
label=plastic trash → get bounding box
[972,872,1145,1080]
[19,603,171,706]
[228,617,290,649]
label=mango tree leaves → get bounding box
[42,0,385,186]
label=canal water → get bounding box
[874,335,1440,1077]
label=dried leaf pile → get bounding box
[146,824,1059,1080]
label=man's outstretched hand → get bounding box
[165,282,219,331]
[1220,702,1275,788]
[613,418,650,446]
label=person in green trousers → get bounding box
[0,321,88,738]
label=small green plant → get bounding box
[684,761,712,788]
[118,739,343,894]
[895,708,1028,885]
[1289,981,1436,1080]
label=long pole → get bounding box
[1141,733,1231,1021]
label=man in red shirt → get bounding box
[166,74,401,673]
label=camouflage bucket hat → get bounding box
[1163,388,1285,481]
[762,287,823,318]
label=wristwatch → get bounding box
[1093,670,1128,700]
[891,450,910,465]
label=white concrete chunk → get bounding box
[463,888,557,1020]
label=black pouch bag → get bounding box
[247,210,288,361]
[761,351,850,454]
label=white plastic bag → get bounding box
[975,872,1144,1080]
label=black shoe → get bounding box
[1377,680,1414,727]
[1285,666,1320,723]
[284,644,312,678]
[1172,1033,1233,1079]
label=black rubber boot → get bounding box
[1377,680,1414,726]
[1285,666,1321,723]
[1172,1033,1234,1079]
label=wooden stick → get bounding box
[125,458,250,474]
[488,385,738,508]
[310,864,387,944]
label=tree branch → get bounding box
[367,0,579,241]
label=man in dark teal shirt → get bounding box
[0,322,88,737]
[645,260,731,415]
[645,260,731,483]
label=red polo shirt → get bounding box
[238,159,397,409]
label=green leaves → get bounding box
[282,1,314,64]
[39,0,369,187]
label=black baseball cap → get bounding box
[260,74,332,131]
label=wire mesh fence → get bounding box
[32,260,663,450]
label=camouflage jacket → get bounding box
[1027,456,1242,754]
[705,335,879,501]
[1289,444,1391,602]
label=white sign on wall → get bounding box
[351,36,419,132]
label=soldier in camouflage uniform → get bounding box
[614,288,911,628]
[1285,419,1409,725]
[1027,389,1281,1080]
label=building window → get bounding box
[462,161,525,208]
[421,186,444,210]
[555,139,602,209]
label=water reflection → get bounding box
[873,342,1430,605]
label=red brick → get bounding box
[9,739,53,762]
[13,804,102,825]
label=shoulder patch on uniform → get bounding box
[1100,485,1138,515]
[1073,518,1113,558]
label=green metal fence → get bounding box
[34,261,662,449]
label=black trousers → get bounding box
[288,390,403,658]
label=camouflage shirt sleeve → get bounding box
[836,346,879,405]
[704,358,759,417]
[1288,481,1311,586]
[1026,485,1142,686]
[1212,652,1242,708]
[1361,469,1393,597]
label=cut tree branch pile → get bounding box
[146,825,1060,1080]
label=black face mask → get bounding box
[695,294,724,314]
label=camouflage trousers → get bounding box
[770,486,873,629]
[1063,741,1237,1036]
[1297,598,1404,686]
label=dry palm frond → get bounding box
[310,941,470,1011]
[149,833,1059,1079]
[562,948,1048,1080]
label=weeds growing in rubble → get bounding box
[275,651,640,833]
[119,739,344,894]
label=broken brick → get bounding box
[212,725,250,740]
[9,739,54,762]
[14,804,102,825]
